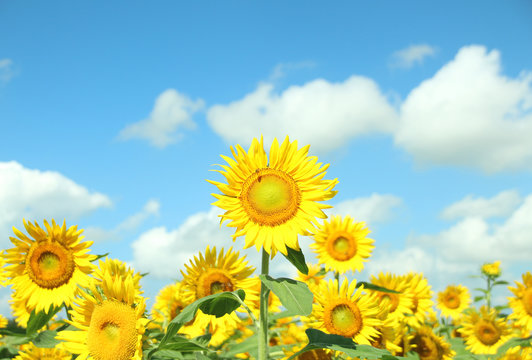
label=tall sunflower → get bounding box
[436,284,470,319]
[4,219,96,312]
[508,271,532,332]
[310,279,382,344]
[180,246,258,346]
[401,272,434,327]
[56,272,148,360]
[310,215,374,274]
[410,326,455,360]
[369,272,413,325]
[209,136,338,256]
[459,306,512,355]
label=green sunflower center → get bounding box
[324,302,363,338]
[241,168,301,226]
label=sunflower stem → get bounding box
[335,271,340,290]
[63,304,72,322]
[486,276,492,310]
[259,248,270,360]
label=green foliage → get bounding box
[356,281,400,294]
[259,275,313,316]
[32,329,60,348]
[282,246,309,275]
[25,305,62,336]
[287,328,400,360]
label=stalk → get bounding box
[259,249,270,360]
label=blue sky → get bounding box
[1,1,532,314]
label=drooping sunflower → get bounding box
[369,272,413,325]
[13,343,71,360]
[56,272,148,360]
[4,219,96,312]
[310,279,382,344]
[436,284,471,319]
[310,215,374,274]
[508,271,532,332]
[401,272,435,328]
[459,306,512,355]
[209,136,338,256]
[180,246,258,346]
[296,263,326,293]
[409,326,455,360]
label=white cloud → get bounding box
[413,193,532,262]
[395,45,532,173]
[118,89,205,148]
[207,76,398,152]
[0,161,112,248]
[441,190,522,220]
[269,61,316,81]
[390,44,437,68]
[84,199,160,242]
[0,58,15,84]
[328,193,403,225]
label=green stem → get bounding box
[63,304,72,322]
[334,271,340,291]
[259,249,270,360]
[487,277,492,310]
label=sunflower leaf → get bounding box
[91,252,109,262]
[356,282,400,294]
[286,328,400,360]
[282,247,309,275]
[32,330,60,348]
[26,305,62,336]
[259,275,313,316]
[157,290,245,352]
[496,336,532,358]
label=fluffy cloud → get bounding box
[413,192,532,262]
[0,161,112,248]
[207,76,398,152]
[440,190,522,220]
[395,45,532,173]
[390,44,437,68]
[0,58,15,84]
[84,199,160,242]
[118,89,204,148]
[329,193,402,224]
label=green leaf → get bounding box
[92,252,109,262]
[282,246,309,275]
[496,336,532,358]
[474,288,489,294]
[493,280,509,286]
[259,275,313,316]
[156,290,245,352]
[473,295,485,302]
[32,330,60,348]
[152,349,186,359]
[287,328,399,360]
[223,334,258,359]
[26,305,62,336]
[357,281,400,294]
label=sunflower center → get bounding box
[523,288,532,316]
[327,232,357,261]
[87,300,138,360]
[474,319,501,346]
[197,269,234,298]
[324,301,363,338]
[241,168,301,226]
[26,242,75,289]
[413,334,440,360]
[443,293,460,309]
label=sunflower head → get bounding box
[436,284,471,319]
[56,272,148,360]
[508,271,532,332]
[410,326,455,360]
[14,342,71,360]
[481,261,501,278]
[459,306,513,355]
[209,136,338,256]
[310,279,382,344]
[401,272,434,327]
[368,272,413,325]
[4,219,96,312]
[310,215,374,274]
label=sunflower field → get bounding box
[0,137,531,360]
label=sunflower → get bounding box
[296,263,325,293]
[56,272,148,360]
[409,326,455,360]
[92,257,143,293]
[209,136,338,256]
[10,291,36,328]
[401,272,434,328]
[14,343,71,360]
[4,219,96,312]
[508,271,532,332]
[310,279,382,344]
[369,272,413,325]
[370,307,402,355]
[310,215,374,274]
[459,306,512,354]
[481,261,501,278]
[436,284,470,319]
[180,246,258,346]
